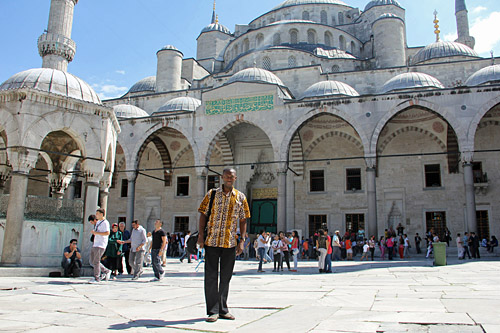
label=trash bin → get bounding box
[433,242,447,266]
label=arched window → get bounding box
[288,56,297,68]
[321,10,328,24]
[324,32,333,47]
[350,41,356,55]
[262,56,271,70]
[256,34,264,47]
[339,35,346,50]
[338,12,344,25]
[331,65,340,72]
[307,29,317,44]
[331,15,336,25]
[290,29,298,44]
[273,33,281,46]
[302,11,310,20]
[233,45,238,59]
[243,38,250,53]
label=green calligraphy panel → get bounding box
[205,95,274,115]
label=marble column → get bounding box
[286,171,295,231]
[463,158,477,233]
[99,171,112,213]
[1,149,36,265]
[277,167,287,233]
[64,174,77,200]
[197,173,207,200]
[81,159,105,265]
[126,171,137,230]
[366,166,378,238]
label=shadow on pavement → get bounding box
[108,318,206,330]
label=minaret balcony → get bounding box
[37,32,76,63]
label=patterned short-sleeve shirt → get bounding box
[198,187,251,248]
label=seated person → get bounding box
[61,239,82,277]
[487,236,498,253]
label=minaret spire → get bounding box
[433,10,441,42]
[211,0,216,24]
[37,0,78,72]
[455,0,475,49]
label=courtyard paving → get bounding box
[0,253,499,332]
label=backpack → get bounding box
[318,235,327,249]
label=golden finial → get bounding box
[213,0,216,11]
[433,10,440,42]
[216,14,219,24]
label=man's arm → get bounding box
[197,213,207,248]
[64,250,73,259]
[236,219,247,255]
[160,235,167,252]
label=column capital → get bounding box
[126,171,138,182]
[195,167,208,177]
[100,171,113,190]
[461,151,474,164]
[81,159,105,184]
[48,172,71,196]
[7,147,37,175]
[365,156,377,169]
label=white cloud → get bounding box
[91,83,128,100]
[470,11,500,55]
[444,32,457,42]
[115,70,126,75]
[471,6,487,14]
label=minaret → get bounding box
[37,0,78,72]
[455,0,475,49]
[211,0,216,24]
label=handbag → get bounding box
[90,220,104,243]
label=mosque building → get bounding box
[1,0,499,265]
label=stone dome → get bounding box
[302,80,359,99]
[411,41,479,65]
[364,0,403,11]
[227,68,285,86]
[156,96,201,114]
[0,68,101,104]
[128,76,156,94]
[113,104,149,118]
[273,0,348,10]
[373,13,404,24]
[465,65,500,87]
[382,72,444,93]
[158,45,183,54]
[201,23,231,35]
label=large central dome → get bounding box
[273,0,348,10]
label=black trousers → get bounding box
[204,246,236,316]
[118,250,131,274]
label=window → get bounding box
[273,33,281,46]
[302,11,310,20]
[309,215,327,236]
[339,35,346,50]
[310,170,325,192]
[289,29,298,44]
[207,175,220,192]
[120,179,128,197]
[307,29,317,44]
[324,31,332,47]
[338,12,344,25]
[346,168,361,191]
[426,211,446,240]
[473,162,487,183]
[118,216,126,224]
[243,38,250,52]
[476,210,490,240]
[174,216,189,233]
[350,41,356,55]
[346,214,365,234]
[288,56,296,68]
[424,164,441,187]
[321,10,328,24]
[262,56,271,70]
[74,180,82,199]
[176,176,189,196]
[256,34,264,47]
[331,65,340,72]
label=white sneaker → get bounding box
[88,279,100,284]
[150,277,159,282]
[131,276,139,281]
[104,271,112,282]
[159,272,165,280]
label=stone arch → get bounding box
[289,29,299,44]
[243,38,250,53]
[321,10,328,24]
[171,144,192,168]
[204,119,278,166]
[273,33,281,46]
[289,134,304,175]
[256,33,264,47]
[22,111,100,159]
[467,96,500,151]
[370,99,464,155]
[279,107,369,162]
[324,31,333,47]
[304,130,364,158]
[0,108,21,165]
[137,136,173,186]
[377,126,447,154]
[130,122,198,172]
[339,35,346,50]
[302,11,310,20]
[307,29,317,44]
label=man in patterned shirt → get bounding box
[197,168,250,323]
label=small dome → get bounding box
[373,13,404,24]
[382,72,444,93]
[465,65,500,86]
[227,68,285,86]
[128,76,156,94]
[201,23,231,35]
[113,104,149,118]
[365,0,403,11]
[273,0,348,10]
[0,68,101,104]
[411,41,479,65]
[155,96,201,114]
[158,45,183,54]
[302,80,359,99]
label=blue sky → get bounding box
[1,0,499,99]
